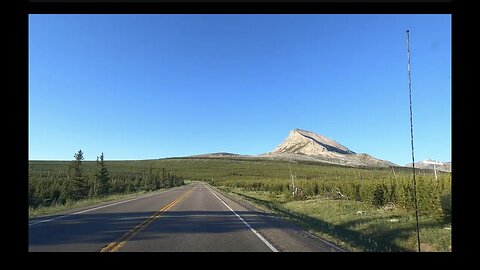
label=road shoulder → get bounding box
[206,183,345,252]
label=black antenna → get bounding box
[406,30,421,252]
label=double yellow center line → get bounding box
[100,186,196,252]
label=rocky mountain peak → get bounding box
[265,128,396,168]
[272,129,354,156]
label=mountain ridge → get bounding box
[270,129,354,156]
[261,129,396,168]
[405,159,451,172]
[185,129,415,168]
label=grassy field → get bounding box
[29,157,451,251]
[219,187,451,252]
[29,190,150,218]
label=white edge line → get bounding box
[304,231,346,252]
[205,184,278,252]
[29,187,182,227]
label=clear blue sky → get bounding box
[29,14,451,165]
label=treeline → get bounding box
[210,174,451,221]
[29,150,185,209]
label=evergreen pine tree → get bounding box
[96,152,110,196]
[69,149,88,200]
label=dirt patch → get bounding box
[420,243,437,252]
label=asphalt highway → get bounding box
[29,182,343,252]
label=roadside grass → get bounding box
[29,191,150,218]
[29,183,191,218]
[218,187,451,252]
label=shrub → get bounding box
[352,183,362,201]
[372,184,386,207]
[441,191,451,222]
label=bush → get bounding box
[372,184,386,208]
[352,183,362,201]
[441,191,451,222]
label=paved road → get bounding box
[29,182,343,252]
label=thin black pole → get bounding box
[406,29,421,252]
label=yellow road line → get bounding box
[100,186,196,252]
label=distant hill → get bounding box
[188,152,243,158]
[261,129,397,168]
[405,159,451,172]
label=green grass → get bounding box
[29,184,192,218]
[216,187,451,252]
[29,157,451,251]
[29,190,158,218]
[219,187,450,252]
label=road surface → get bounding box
[29,182,343,252]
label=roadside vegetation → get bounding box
[29,150,185,217]
[29,156,450,251]
[30,190,153,217]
